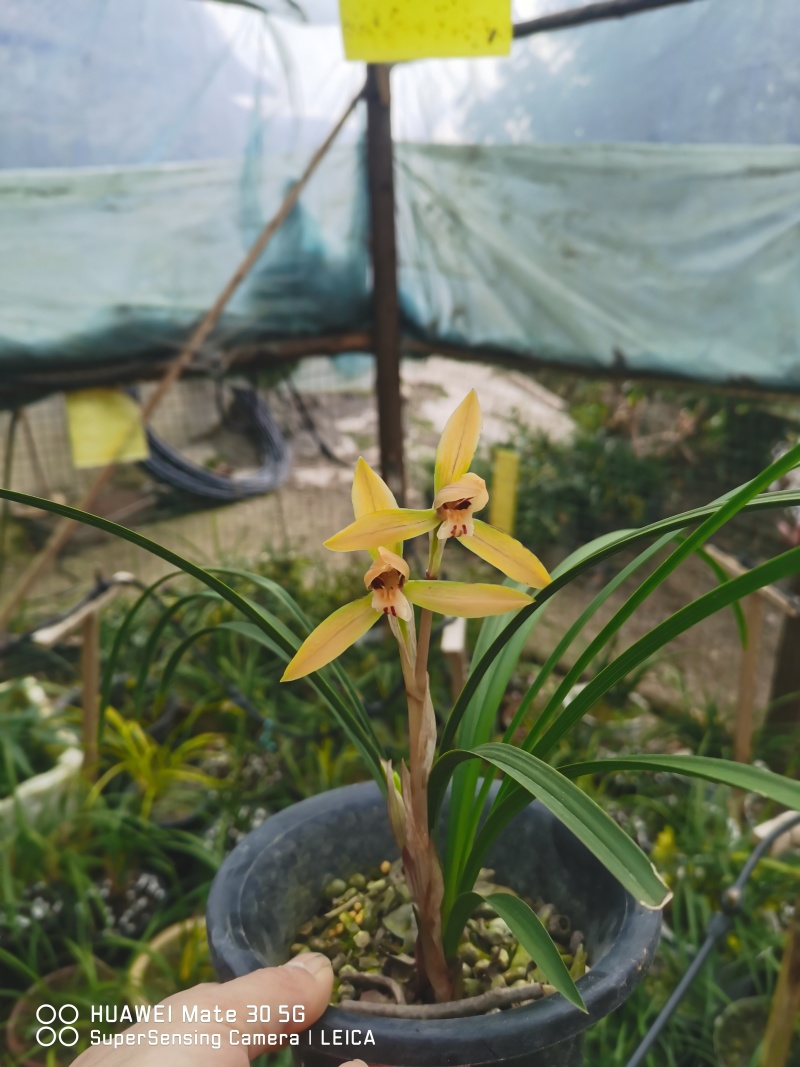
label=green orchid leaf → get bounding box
[561,755,800,811]
[134,591,221,718]
[511,443,800,772]
[441,475,800,757]
[534,544,800,758]
[431,744,670,909]
[0,488,386,785]
[443,891,585,1012]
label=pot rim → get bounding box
[208,781,662,1063]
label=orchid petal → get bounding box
[462,519,552,589]
[371,586,414,622]
[281,595,378,681]
[364,547,410,588]
[406,580,532,617]
[377,545,409,576]
[434,390,482,493]
[325,508,439,552]
[433,473,489,512]
[351,458,401,557]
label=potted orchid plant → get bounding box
[2,391,800,1067]
[204,392,800,1066]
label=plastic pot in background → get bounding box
[207,782,661,1067]
[0,742,83,835]
[130,916,214,1005]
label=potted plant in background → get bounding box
[129,915,214,1005]
[4,948,131,1067]
[1,393,800,1066]
[0,677,83,835]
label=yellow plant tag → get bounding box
[66,388,149,469]
[489,447,520,535]
[339,0,511,62]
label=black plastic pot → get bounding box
[207,782,661,1067]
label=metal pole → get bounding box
[366,64,406,506]
[513,0,706,39]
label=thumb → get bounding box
[203,953,335,1049]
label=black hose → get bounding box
[141,387,290,502]
[625,811,800,1067]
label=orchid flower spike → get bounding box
[324,391,551,589]
[281,546,533,681]
[282,437,537,681]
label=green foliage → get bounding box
[1,433,800,1038]
[502,427,669,551]
[486,386,799,556]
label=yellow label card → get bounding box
[340,0,511,62]
[489,447,520,535]
[66,388,149,469]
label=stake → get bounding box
[366,65,406,506]
[80,611,101,783]
[0,88,363,631]
[759,901,800,1067]
[734,594,764,765]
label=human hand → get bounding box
[70,953,367,1067]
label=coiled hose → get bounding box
[141,386,290,502]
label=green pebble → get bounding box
[340,913,360,936]
[348,873,367,890]
[510,944,532,970]
[338,983,355,999]
[353,930,371,950]
[570,945,588,979]
[504,967,528,984]
[366,878,387,893]
[325,879,347,899]
[462,979,483,997]
[495,948,510,971]
[358,956,380,970]
[490,974,507,990]
[338,964,358,977]
[290,943,309,956]
[456,942,482,966]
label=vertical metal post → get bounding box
[366,64,406,505]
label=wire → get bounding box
[625,811,800,1067]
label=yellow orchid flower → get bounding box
[324,391,551,590]
[281,544,533,681]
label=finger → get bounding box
[163,954,334,1056]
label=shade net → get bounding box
[1,0,799,388]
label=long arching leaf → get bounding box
[440,481,800,756]
[560,755,800,810]
[430,744,669,909]
[0,489,385,784]
[443,890,585,1011]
